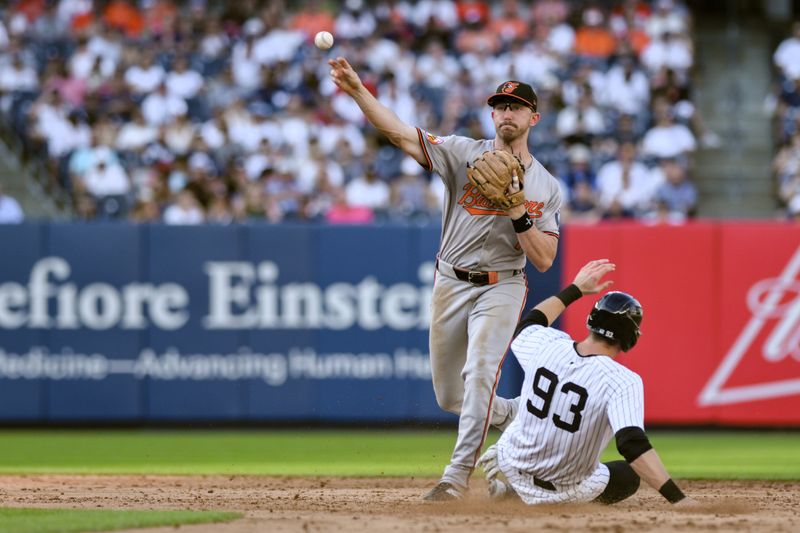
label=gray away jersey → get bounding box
[497,325,645,487]
[417,129,562,271]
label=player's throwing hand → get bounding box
[328,57,363,96]
[572,259,616,295]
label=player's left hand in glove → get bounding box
[466,150,525,210]
[477,444,501,480]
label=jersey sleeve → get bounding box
[511,325,570,367]
[534,171,563,238]
[607,373,645,432]
[415,128,475,189]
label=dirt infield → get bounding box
[1,475,798,532]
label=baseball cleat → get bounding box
[423,481,464,501]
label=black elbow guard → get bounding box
[513,309,549,338]
[615,426,653,463]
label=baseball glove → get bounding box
[466,150,525,209]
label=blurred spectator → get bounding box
[596,141,657,218]
[116,108,158,151]
[163,189,204,225]
[75,152,131,219]
[556,91,606,143]
[44,60,87,108]
[335,0,377,40]
[641,102,696,159]
[779,171,800,218]
[603,56,650,115]
[0,53,39,110]
[391,156,430,218]
[774,22,800,80]
[124,51,166,96]
[608,0,652,56]
[641,30,693,75]
[645,0,688,39]
[561,144,596,193]
[166,56,203,101]
[163,114,196,156]
[142,83,188,126]
[345,166,390,212]
[774,132,800,182]
[565,180,601,223]
[291,0,335,36]
[788,196,800,221]
[0,0,709,224]
[0,183,24,223]
[130,198,161,223]
[103,0,145,37]
[651,157,697,221]
[325,187,375,224]
[489,0,529,44]
[573,7,617,60]
[535,1,575,56]
[46,110,92,159]
[455,17,500,56]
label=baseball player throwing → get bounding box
[478,259,696,507]
[328,57,561,500]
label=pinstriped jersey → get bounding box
[416,129,562,272]
[497,324,645,487]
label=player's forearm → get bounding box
[349,87,425,164]
[516,229,557,272]
[629,449,670,489]
[532,295,567,325]
[506,204,557,272]
[515,283,581,335]
[629,449,688,503]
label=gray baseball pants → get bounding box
[429,267,526,489]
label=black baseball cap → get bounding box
[487,81,538,111]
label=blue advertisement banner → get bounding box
[0,223,560,423]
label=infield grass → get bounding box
[0,508,241,533]
[0,429,798,479]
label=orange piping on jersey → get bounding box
[544,231,560,239]
[472,272,529,470]
[416,128,433,171]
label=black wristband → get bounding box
[555,284,582,307]
[658,479,686,504]
[511,212,533,233]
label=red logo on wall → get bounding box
[699,245,800,406]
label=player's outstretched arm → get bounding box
[615,426,697,507]
[514,259,615,336]
[328,57,426,166]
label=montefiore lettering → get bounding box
[0,257,189,330]
[0,258,435,331]
[203,261,434,330]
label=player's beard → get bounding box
[496,123,526,144]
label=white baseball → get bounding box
[314,31,334,50]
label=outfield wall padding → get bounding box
[0,223,556,423]
[0,221,797,426]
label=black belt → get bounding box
[534,477,556,491]
[519,471,556,491]
[451,266,522,287]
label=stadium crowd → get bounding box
[0,0,710,225]
[771,21,800,221]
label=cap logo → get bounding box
[501,82,520,94]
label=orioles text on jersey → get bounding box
[458,183,545,217]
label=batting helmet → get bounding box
[586,292,643,352]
